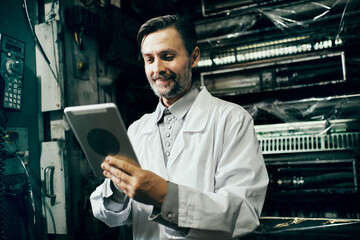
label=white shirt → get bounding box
[90,87,269,240]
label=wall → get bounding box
[0,0,43,239]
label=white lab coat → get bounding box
[90,87,268,240]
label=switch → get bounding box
[4,131,19,143]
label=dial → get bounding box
[5,58,22,75]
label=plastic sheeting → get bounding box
[244,94,360,123]
[251,216,360,238]
[196,0,360,124]
[258,0,352,35]
[196,0,360,48]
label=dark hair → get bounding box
[137,15,197,56]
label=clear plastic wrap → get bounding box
[196,0,360,124]
[195,0,360,72]
[245,94,360,123]
[196,0,360,47]
[248,95,360,154]
[253,216,360,236]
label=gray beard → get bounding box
[149,66,192,99]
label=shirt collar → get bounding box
[140,86,211,135]
[155,84,200,122]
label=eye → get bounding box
[145,57,154,63]
[164,55,174,61]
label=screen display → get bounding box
[5,42,21,53]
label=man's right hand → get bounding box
[101,155,169,208]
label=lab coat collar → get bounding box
[156,84,199,123]
[168,84,199,120]
[182,86,210,133]
[140,87,211,135]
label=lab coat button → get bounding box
[167,212,173,219]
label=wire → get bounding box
[0,111,8,239]
[50,22,60,85]
[22,0,49,64]
[14,154,36,225]
[22,0,60,86]
[47,0,58,21]
[0,111,36,229]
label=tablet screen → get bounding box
[64,103,139,178]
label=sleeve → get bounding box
[149,182,190,238]
[90,178,132,227]
[149,181,179,225]
[178,110,269,239]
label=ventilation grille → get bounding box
[258,132,360,154]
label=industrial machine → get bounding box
[193,0,360,238]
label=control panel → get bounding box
[2,127,29,175]
[0,34,25,111]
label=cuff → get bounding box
[149,181,179,224]
[103,180,129,212]
[161,181,179,224]
[149,182,189,237]
[110,180,127,203]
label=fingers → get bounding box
[101,155,139,193]
[103,168,128,194]
[102,161,131,184]
[105,155,139,175]
[101,155,168,207]
[108,154,140,167]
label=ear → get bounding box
[190,47,200,68]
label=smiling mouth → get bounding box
[154,78,172,87]
[152,72,176,83]
[153,76,174,85]
[153,76,170,81]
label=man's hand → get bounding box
[101,155,169,208]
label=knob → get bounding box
[4,131,19,143]
[6,59,22,75]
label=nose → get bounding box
[153,59,166,75]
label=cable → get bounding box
[47,0,58,21]
[22,0,60,85]
[0,126,36,239]
[0,109,36,238]
[51,21,60,85]
[14,154,36,226]
[0,111,9,239]
[22,0,49,65]
[23,0,65,108]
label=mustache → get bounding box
[151,72,176,81]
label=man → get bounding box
[90,15,268,240]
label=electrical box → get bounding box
[2,127,28,175]
[0,34,25,111]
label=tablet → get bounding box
[64,103,139,178]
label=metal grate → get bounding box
[258,132,360,154]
